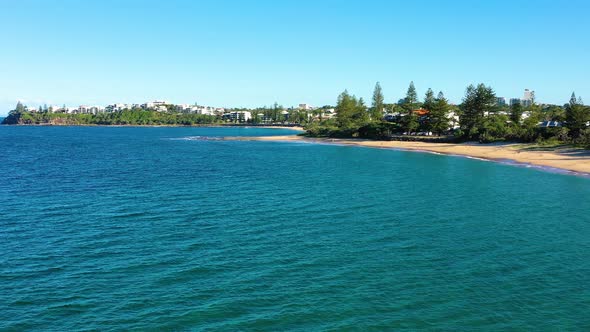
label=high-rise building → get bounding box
[508,89,535,107]
[510,98,521,106]
[496,97,506,106]
[522,89,535,107]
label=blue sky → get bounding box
[1,0,589,115]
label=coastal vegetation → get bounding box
[2,102,310,127]
[3,85,589,148]
[2,106,219,126]
[305,83,590,148]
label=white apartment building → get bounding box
[299,103,314,111]
[447,111,460,130]
[522,89,535,107]
[197,106,215,115]
[113,103,130,111]
[224,111,251,122]
[143,100,169,109]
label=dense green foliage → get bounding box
[371,82,384,121]
[460,84,497,139]
[4,85,590,148]
[229,103,313,125]
[2,109,219,126]
[430,92,452,136]
[565,93,589,140]
[334,91,368,134]
[303,82,590,148]
[400,82,420,135]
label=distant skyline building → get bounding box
[508,89,535,107]
[522,89,535,107]
[496,97,506,106]
[523,89,535,101]
[510,98,521,106]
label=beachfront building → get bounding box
[323,108,336,119]
[186,106,200,113]
[116,103,131,111]
[299,103,315,111]
[200,107,214,116]
[142,100,169,109]
[106,103,132,112]
[257,113,272,123]
[387,108,459,132]
[280,110,290,121]
[83,106,105,114]
[195,106,217,116]
[60,107,75,114]
[176,104,191,112]
[223,111,252,122]
[71,105,105,114]
[307,108,336,121]
[448,111,460,130]
[32,105,65,113]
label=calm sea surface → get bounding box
[1,126,590,331]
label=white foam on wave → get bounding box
[168,136,223,141]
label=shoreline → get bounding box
[223,135,590,176]
[0,123,305,131]
[3,123,587,176]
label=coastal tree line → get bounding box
[306,82,590,148]
[3,85,590,148]
[2,106,219,126]
[2,103,311,126]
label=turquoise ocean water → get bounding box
[1,126,590,331]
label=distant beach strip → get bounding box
[223,135,590,177]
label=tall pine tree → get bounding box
[565,92,589,138]
[430,92,451,136]
[460,83,496,139]
[336,90,357,130]
[405,81,418,104]
[15,101,25,112]
[334,90,369,135]
[421,88,436,133]
[422,88,435,111]
[402,81,419,134]
[371,82,384,121]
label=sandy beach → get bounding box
[225,135,590,175]
[249,126,305,131]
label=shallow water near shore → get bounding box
[1,126,590,330]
